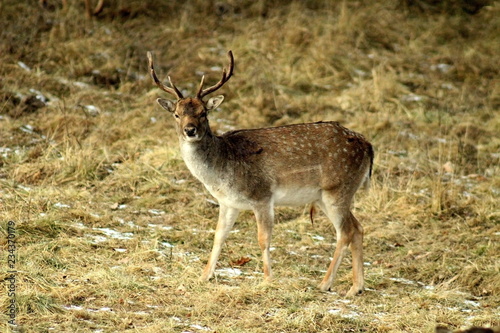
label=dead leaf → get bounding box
[230,257,251,267]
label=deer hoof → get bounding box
[345,286,364,297]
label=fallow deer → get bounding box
[147,50,374,296]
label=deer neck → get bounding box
[179,129,225,185]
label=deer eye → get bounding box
[174,114,180,119]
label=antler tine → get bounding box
[196,75,206,98]
[147,51,183,100]
[167,76,184,99]
[197,50,234,99]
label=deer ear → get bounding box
[156,98,176,113]
[206,95,224,111]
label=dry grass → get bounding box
[1,0,499,332]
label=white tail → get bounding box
[147,51,374,296]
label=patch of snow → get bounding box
[441,83,456,90]
[62,305,84,311]
[353,68,368,77]
[463,300,480,307]
[390,277,434,290]
[54,202,71,208]
[216,268,242,278]
[431,63,453,73]
[73,81,91,89]
[17,184,31,192]
[83,105,100,116]
[328,308,360,319]
[401,93,425,102]
[190,324,211,331]
[20,124,36,134]
[91,236,108,243]
[18,61,31,71]
[0,147,12,158]
[148,209,165,215]
[133,311,149,315]
[148,224,173,231]
[93,228,133,240]
[91,307,112,312]
[29,89,48,103]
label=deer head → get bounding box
[147,51,234,142]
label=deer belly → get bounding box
[272,186,320,206]
[204,183,255,210]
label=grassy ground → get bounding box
[1,0,499,332]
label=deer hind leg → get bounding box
[317,195,364,296]
[253,204,274,280]
[345,212,364,297]
[200,204,240,281]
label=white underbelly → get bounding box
[204,184,320,210]
[272,186,321,206]
[204,184,255,210]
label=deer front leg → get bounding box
[200,204,240,281]
[253,204,274,280]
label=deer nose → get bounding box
[184,126,197,137]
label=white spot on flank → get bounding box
[273,186,320,206]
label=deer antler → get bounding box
[147,51,184,100]
[197,51,234,99]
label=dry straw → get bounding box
[0,0,498,332]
